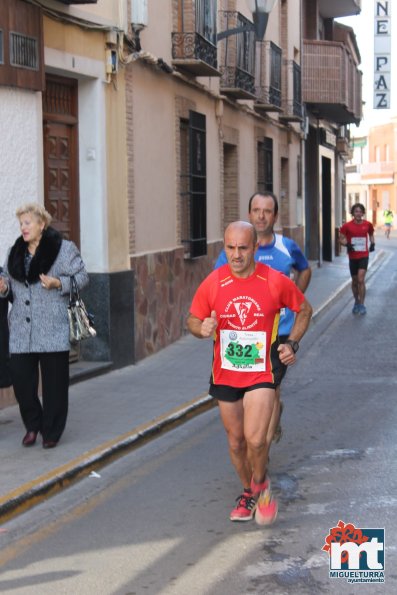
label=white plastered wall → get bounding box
[0,88,43,263]
[78,78,109,272]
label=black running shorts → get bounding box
[349,257,369,277]
[209,335,288,402]
[209,382,276,402]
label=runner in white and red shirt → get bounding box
[187,221,312,525]
[339,203,375,316]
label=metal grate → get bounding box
[10,32,39,70]
[180,111,207,258]
[43,79,75,116]
[257,138,273,194]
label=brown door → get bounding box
[43,75,81,361]
[43,75,80,246]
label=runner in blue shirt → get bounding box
[215,192,311,444]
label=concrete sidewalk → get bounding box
[0,250,385,522]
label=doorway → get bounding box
[322,156,332,261]
[43,74,80,362]
[42,74,80,246]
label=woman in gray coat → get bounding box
[0,203,89,448]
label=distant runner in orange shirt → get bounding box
[187,221,312,525]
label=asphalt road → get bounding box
[0,237,396,595]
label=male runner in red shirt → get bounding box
[187,221,312,525]
[339,203,375,315]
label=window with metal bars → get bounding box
[292,61,302,117]
[0,0,43,91]
[10,32,39,70]
[297,154,302,197]
[180,111,207,258]
[270,42,281,103]
[257,137,273,193]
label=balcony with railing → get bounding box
[360,162,395,182]
[172,0,219,76]
[279,60,303,122]
[218,11,256,99]
[303,40,362,125]
[254,41,282,112]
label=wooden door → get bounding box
[43,75,80,246]
[43,75,80,361]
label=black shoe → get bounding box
[22,431,38,447]
[42,440,58,449]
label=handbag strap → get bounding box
[69,275,80,303]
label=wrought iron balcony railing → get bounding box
[172,32,218,75]
[172,0,219,76]
[218,11,256,99]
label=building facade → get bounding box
[302,0,362,262]
[0,0,131,407]
[125,0,306,360]
[124,0,362,359]
[1,0,362,407]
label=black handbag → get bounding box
[67,276,96,343]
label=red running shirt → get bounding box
[339,219,374,260]
[189,263,305,388]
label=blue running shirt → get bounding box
[214,234,309,336]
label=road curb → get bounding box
[0,394,216,522]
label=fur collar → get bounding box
[8,227,63,284]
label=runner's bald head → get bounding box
[224,221,257,247]
[223,221,257,277]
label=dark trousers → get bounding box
[9,352,70,442]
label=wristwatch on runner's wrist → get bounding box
[285,339,299,353]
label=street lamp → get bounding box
[217,0,279,42]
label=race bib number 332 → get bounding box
[220,330,266,372]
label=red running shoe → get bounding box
[251,476,278,526]
[230,490,256,522]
